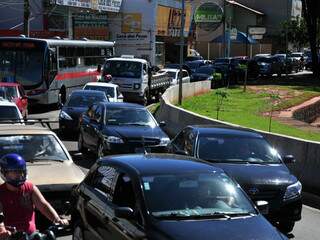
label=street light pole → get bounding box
[178,0,185,105]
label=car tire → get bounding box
[278,220,295,233]
[97,141,105,159]
[78,133,88,154]
[73,220,85,240]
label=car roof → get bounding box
[100,102,145,109]
[71,89,106,96]
[0,82,20,87]
[160,68,179,73]
[99,153,224,176]
[0,124,54,135]
[85,82,118,88]
[187,125,264,138]
[106,57,147,64]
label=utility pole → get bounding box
[223,0,226,57]
[178,0,185,105]
[23,0,30,37]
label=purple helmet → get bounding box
[0,153,27,187]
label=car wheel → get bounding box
[278,220,295,233]
[78,133,88,154]
[97,142,105,159]
[73,220,85,240]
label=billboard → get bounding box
[156,4,192,37]
[55,0,122,12]
[122,13,142,33]
[191,0,224,42]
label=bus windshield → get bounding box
[0,44,44,88]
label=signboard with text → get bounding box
[248,27,266,35]
[55,0,122,12]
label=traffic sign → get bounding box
[230,28,237,40]
[248,27,266,35]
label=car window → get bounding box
[182,71,189,78]
[86,104,98,119]
[67,93,107,107]
[172,129,194,153]
[91,165,119,201]
[0,134,69,161]
[142,172,256,218]
[197,135,281,163]
[84,85,115,98]
[113,173,144,226]
[93,105,103,123]
[0,87,17,100]
[18,86,25,97]
[0,106,20,120]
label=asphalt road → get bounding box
[29,106,320,240]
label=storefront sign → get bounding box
[194,2,223,31]
[55,0,122,12]
[116,33,148,41]
[122,13,142,33]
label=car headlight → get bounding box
[283,181,302,201]
[160,137,170,146]
[133,83,141,90]
[105,136,124,144]
[59,111,72,120]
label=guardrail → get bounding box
[155,81,320,199]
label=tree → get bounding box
[302,0,320,79]
[281,17,309,50]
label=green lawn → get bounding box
[180,86,320,142]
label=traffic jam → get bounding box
[0,36,302,240]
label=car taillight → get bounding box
[104,74,112,82]
[27,89,47,96]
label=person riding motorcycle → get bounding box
[0,153,68,239]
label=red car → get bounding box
[0,82,28,118]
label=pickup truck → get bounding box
[101,55,170,105]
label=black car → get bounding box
[78,102,170,157]
[167,125,302,233]
[59,90,109,136]
[71,154,288,240]
[184,60,206,73]
[190,65,215,82]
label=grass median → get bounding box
[180,85,320,142]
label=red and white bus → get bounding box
[0,37,114,105]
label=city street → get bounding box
[30,107,320,240]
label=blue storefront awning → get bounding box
[211,31,257,44]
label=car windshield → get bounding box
[143,172,256,219]
[0,106,20,120]
[67,93,107,107]
[105,108,156,127]
[196,67,214,75]
[0,134,69,161]
[0,86,18,100]
[84,85,115,98]
[256,57,273,63]
[103,60,142,78]
[197,135,281,163]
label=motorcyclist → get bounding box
[0,153,68,239]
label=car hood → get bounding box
[211,162,296,187]
[26,161,85,191]
[103,125,168,139]
[149,215,285,240]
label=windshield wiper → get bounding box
[124,123,149,126]
[28,157,65,163]
[154,212,233,220]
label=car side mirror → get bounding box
[283,155,296,164]
[255,200,269,215]
[114,207,134,219]
[159,121,166,127]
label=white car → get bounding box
[83,82,123,102]
[0,98,23,122]
[158,68,190,85]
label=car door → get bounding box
[82,104,98,149]
[182,70,190,83]
[78,165,120,240]
[87,104,104,149]
[102,169,146,240]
